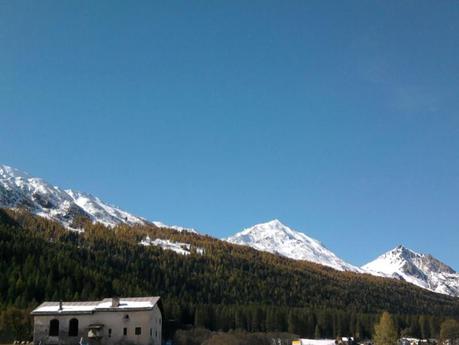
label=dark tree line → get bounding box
[190,305,443,339]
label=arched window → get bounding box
[49,319,59,336]
[68,318,79,337]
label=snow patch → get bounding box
[140,236,204,256]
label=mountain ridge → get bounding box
[0,164,194,232]
[0,164,146,227]
[1,164,458,298]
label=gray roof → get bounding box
[31,297,161,315]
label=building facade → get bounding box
[31,297,162,345]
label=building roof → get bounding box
[31,297,161,315]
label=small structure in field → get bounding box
[31,297,162,345]
[292,339,336,345]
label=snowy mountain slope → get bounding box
[0,164,146,227]
[0,164,195,231]
[65,189,146,227]
[226,219,361,272]
[362,245,459,297]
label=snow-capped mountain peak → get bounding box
[362,246,459,296]
[226,219,360,272]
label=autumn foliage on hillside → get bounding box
[0,209,458,341]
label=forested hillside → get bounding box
[1,209,458,341]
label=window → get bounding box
[123,328,127,336]
[68,318,78,337]
[108,329,112,338]
[150,328,152,337]
[135,327,141,335]
[155,330,158,337]
[49,319,59,337]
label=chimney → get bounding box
[59,300,63,311]
[111,297,120,308]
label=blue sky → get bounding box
[1,1,458,267]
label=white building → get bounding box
[31,297,162,345]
